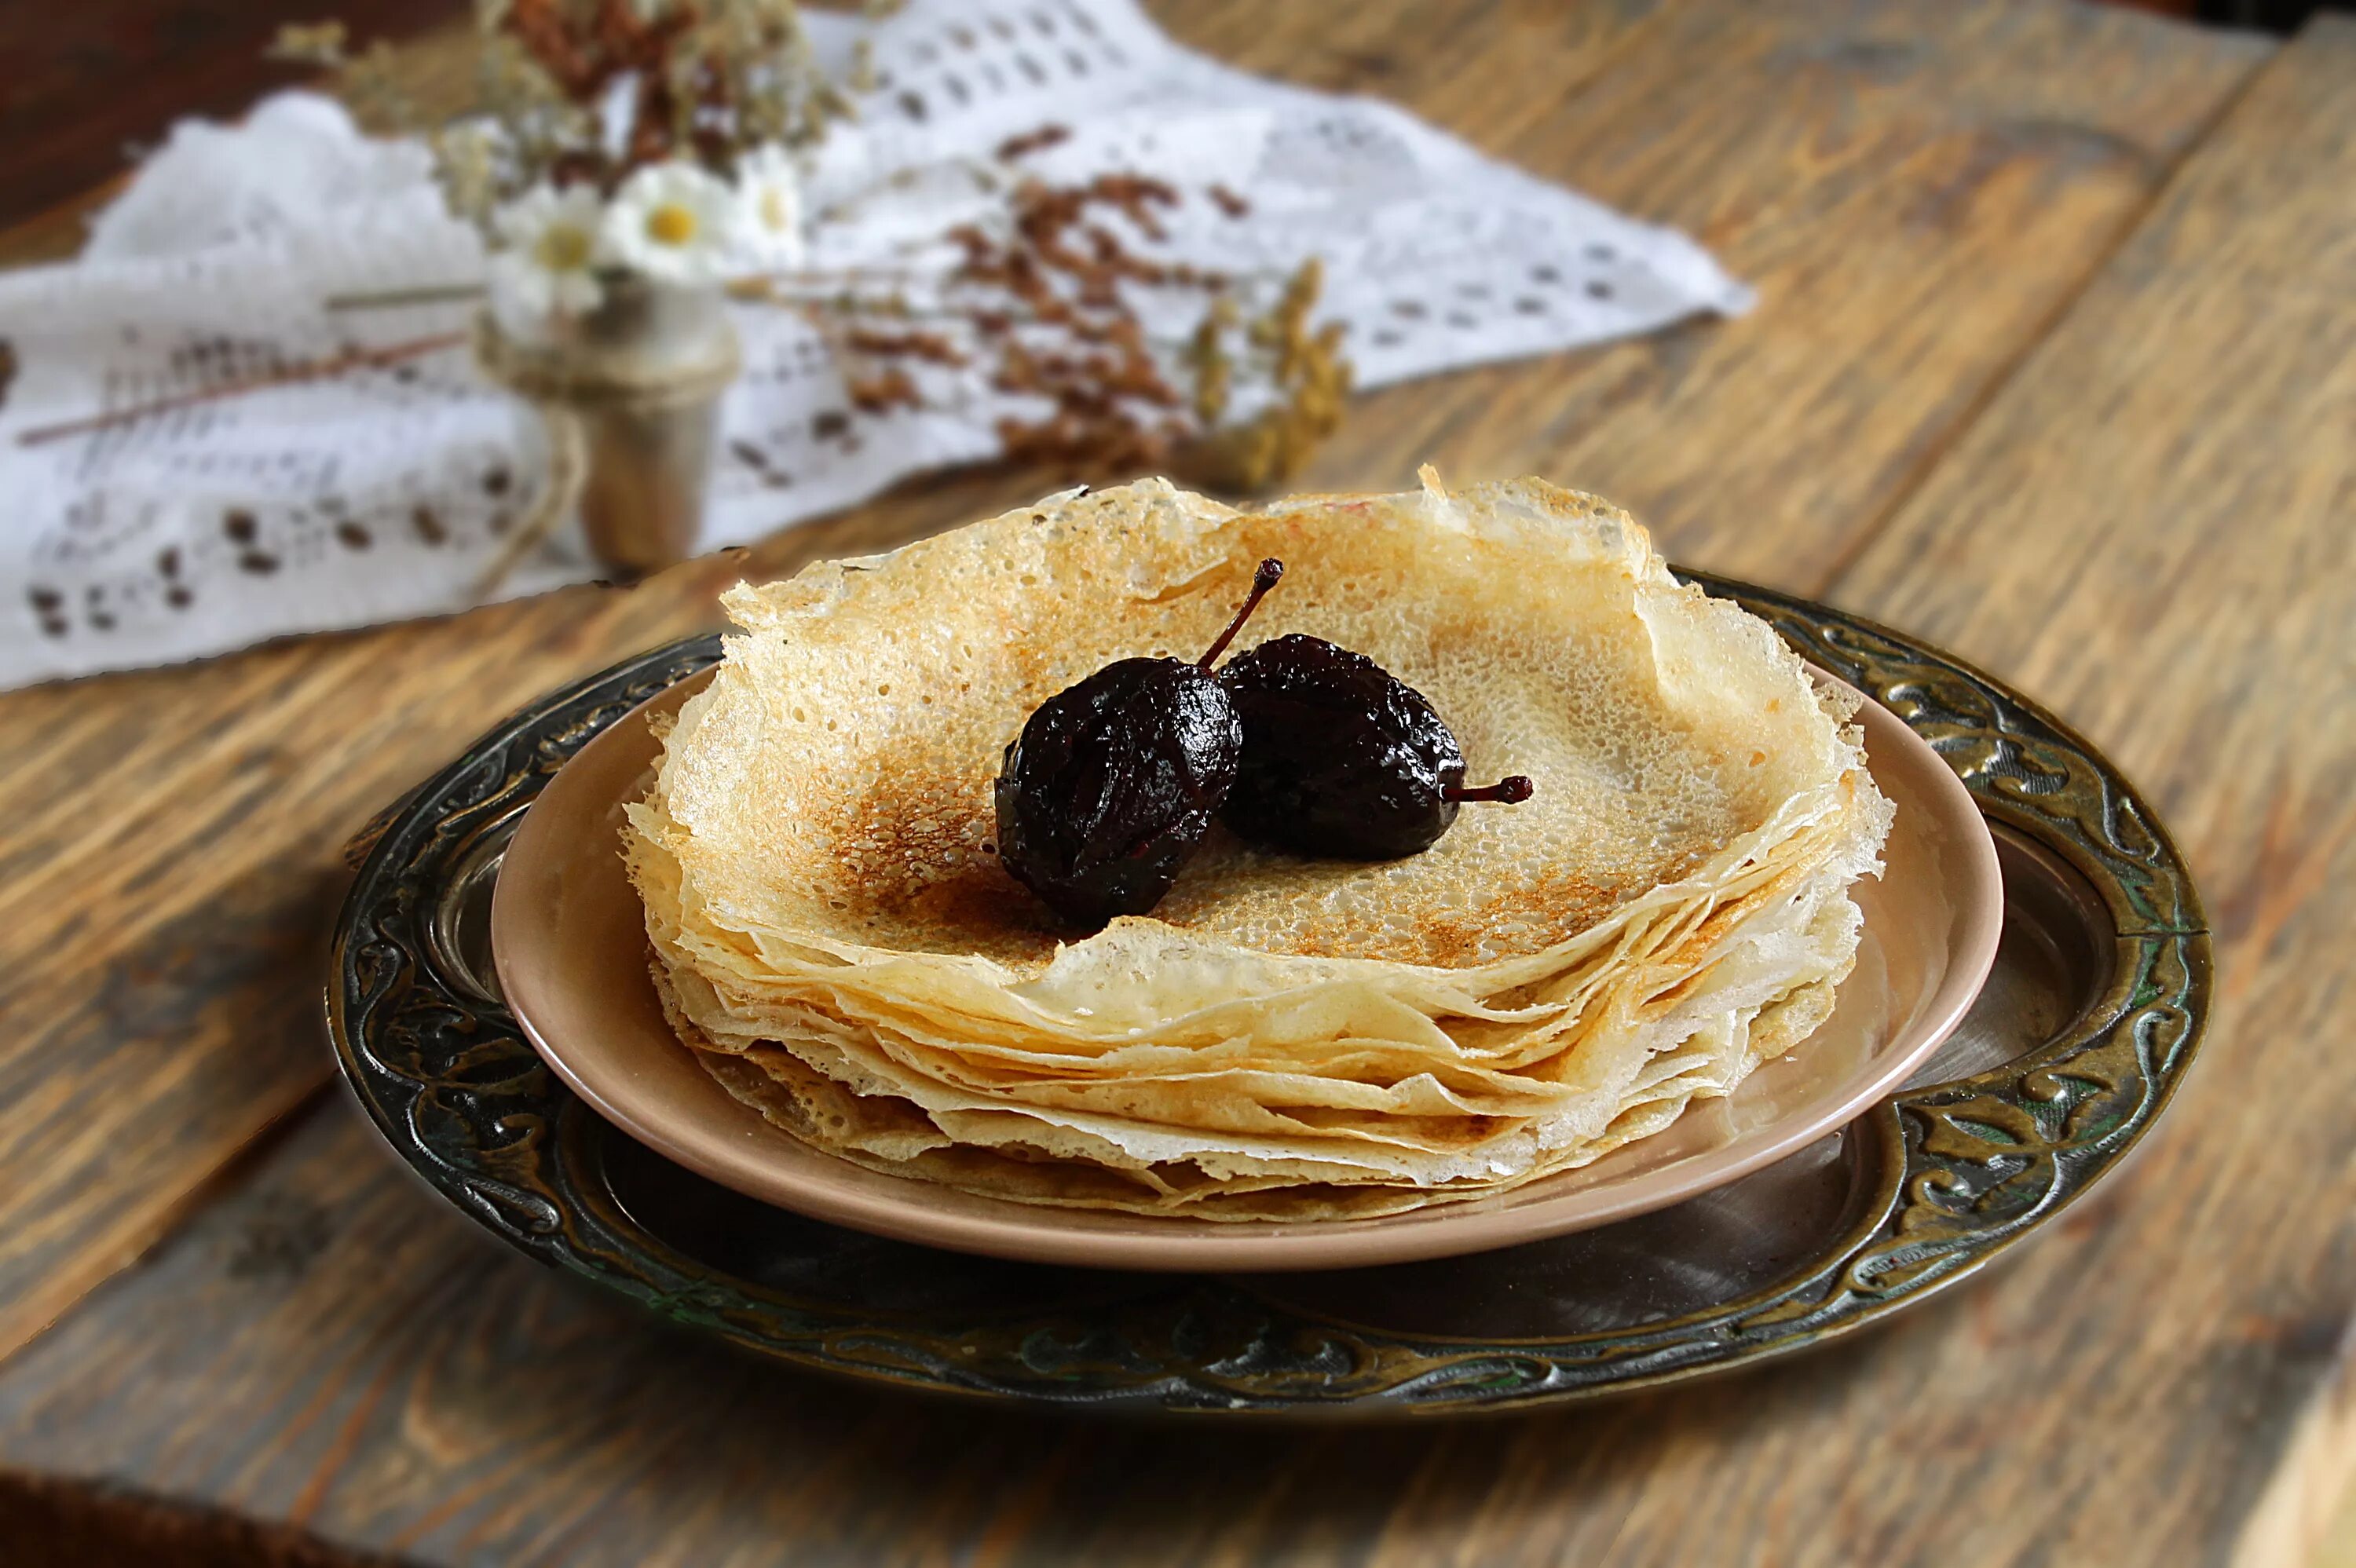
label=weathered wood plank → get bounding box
[0,0,1682,1374]
[0,0,2259,1374]
[1578,16,2356,1567]
[0,1099,1659,1567]
[0,5,2287,1561]
[1256,0,2272,584]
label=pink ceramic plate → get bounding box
[491,671,2001,1272]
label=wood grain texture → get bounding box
[0,0,2260,1374]
[0,1463,416,1568]
[0,1,2310,1563]
[1820,19,2356,1566]
[1198,0,2270,585]
[0,1098,1824,1567]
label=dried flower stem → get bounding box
[325,284,488,312]
[776,171,1351,488]
[13,333,467,448]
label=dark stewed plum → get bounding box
[1220,634,1532,860]
[994,559,1285,927]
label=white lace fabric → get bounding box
[0,0,1751,690]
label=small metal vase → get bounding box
[474,276,741,580]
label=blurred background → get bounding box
[4,2,2353,1563]
[0,0,2347,244]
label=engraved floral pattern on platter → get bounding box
[329,587,2209,1413]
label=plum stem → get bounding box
[1446,775,1535,804]
[1198,558,1285,669]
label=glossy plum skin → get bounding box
[993,657,1242,927]
[1219,633,1469,860]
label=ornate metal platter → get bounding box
[328,576,2208,1415]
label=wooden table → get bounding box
[5,2,2353,1563]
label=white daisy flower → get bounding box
[602,163,736,286]
[731,144,806,270]
[488,184,605,320]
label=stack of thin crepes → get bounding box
[625,472,1894,1220]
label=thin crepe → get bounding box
[627,471,1892,1216]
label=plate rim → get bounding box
[488,667,2003,1272]
[327,577,2210,1414]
